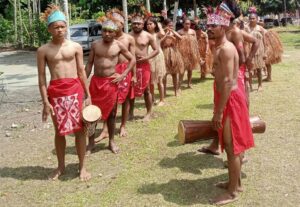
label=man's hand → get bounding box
[245,57,253,70]
[131,76,137,86]
[111,73,125,84]
[42,102,55,122]
[136,55,148,63]
[84,96,91,107]
[212,112,223,130]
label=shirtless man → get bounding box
[198,1,259,157]
[206,10,254,205]
[92,10,136,148]
[37,5,91,181]
[85,19,135,154]
[129,15,159,121]
[177,18,199,88]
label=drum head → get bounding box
[82,105,101,123]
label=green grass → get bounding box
[0,29,300,206]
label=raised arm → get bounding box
[37,47,54,122]
[85,42,95,78]
[75,43,91,105]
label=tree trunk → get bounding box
[146,0,151,12]
[122,0,128,33]
[173,0,179,30]
[193,0,197,18]
[62,0,70,39]
[18,0,24,48]
[28,0,33,46]
[163,0,167,11]
[14,0,17,43]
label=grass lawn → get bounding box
[0,27,299,207]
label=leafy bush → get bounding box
[0,15,14,44]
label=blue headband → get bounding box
[47,10,66,26]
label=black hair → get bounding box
[144,16,159,33]
[163,18,173,27]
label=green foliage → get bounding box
[92,11,105,20]
[0,14,14,44]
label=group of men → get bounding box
[37,0,281,205]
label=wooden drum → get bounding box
[178,116,266,144]
[82,105,101,137]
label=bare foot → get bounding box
[109,140,120,154]
[119,126,127,137]
[197,146,220,155]
[215,181,244,192]
[263,78,272,82]
[187,85,193,89]
[94,131,109,143]
[142,113,151,122]
[48,167,64,181]
[157,101,165,106]
[257,86,263,91]
[210,191,239,206]
[79,168,91,182]
[86,144,95,156]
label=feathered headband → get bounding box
[203,6,231,26]
[248,6,257,14]
[40,4,66,26]
[97,16,118,31]
[107,8,125,25]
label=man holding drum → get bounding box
[205,6,254,205]
[37,5,91,181]
[85,17,136,154]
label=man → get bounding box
[129,15,159,121]
[93,9,136,146]
[37,5,91,181]
[206,9,254,205]
[177,18,200,88]
[198,0,259,157]
[85,18,136,154]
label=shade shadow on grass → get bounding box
[0,163,78,181]
[159,151,223,175]
[138,173,227,206]
[196,103,214,110]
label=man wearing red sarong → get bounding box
[205,5,254,205]
[85,18,135,154]
[129,15,159,121]
[199,1,259,162]
[93,9,136,145]
[37,5,91,181]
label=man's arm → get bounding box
[75,43,91,105]
[231,30,245,65]
[242,30,259,69]
[128,36,137,82]
[37,46,54,121]
[112,41,136,83]
[213,46,235,129]
[85,42,95,78]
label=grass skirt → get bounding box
[178,35,200,71]
[264,30,283,65]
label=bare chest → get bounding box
[46,46,75,62]
[95,44,120,59]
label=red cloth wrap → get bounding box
[47,78,84,136]
[89,76,118,120]
[214,81,254,155]
[134,62,151,97]
[116,62,132,104]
